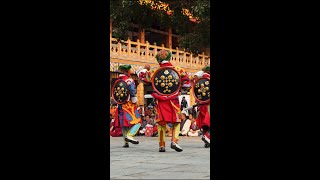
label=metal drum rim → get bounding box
[111,79,130,105]
[151,66,182,96]
[193,77,211,104]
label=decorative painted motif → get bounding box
[110,62,197,76]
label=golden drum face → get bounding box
[112,79,130,104]
[193,77,210,103]
[152,67,181,95]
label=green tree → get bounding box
[110,0,210,55]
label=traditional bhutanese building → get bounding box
[110,0,210,107]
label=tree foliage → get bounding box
[110,0,210,55]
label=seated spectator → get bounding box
[149,114,158,136]
[110,116,122,137]
[187,113,202,137]
[188,107,197,119]
[141,115,147,128]
[144,107,149,117]
[145,115,159,137]
[150,114,156,124]
[110,106,116,119]
[147,108,153,117]
[138,105,144,117]
[151,106,156,114]
[139,115,156,136]
[138,115,146,136]
[179,110,191,136]
[145,115,155,126]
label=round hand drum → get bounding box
[151,67,181,96]
[193,77,210,104]
[112,79,130,104]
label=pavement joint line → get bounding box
[124,165,181,171]
[111,171,148,177]
[120,171,151,177]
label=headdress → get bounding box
[202,65,210,73]
[155,50,172,63]
[118,64,132,76]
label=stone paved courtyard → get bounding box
[110,136,210,179]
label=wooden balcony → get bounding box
[110,38,210,73]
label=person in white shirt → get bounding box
[179,110,191,136]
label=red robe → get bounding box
[152,62,181,125]
[110,121,122,137]
[196,102,210,128]
[196,72,210,128]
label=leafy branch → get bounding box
[110,0,210,55]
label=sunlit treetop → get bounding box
[138,0,199,22]
[110,0,210,54]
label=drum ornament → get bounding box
[193,78,210,103]
[112,81,129,104]
[152,67,181,95]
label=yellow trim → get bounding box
[170,100,180,115]
[122,101,140,124]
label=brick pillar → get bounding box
[136,82,144,106]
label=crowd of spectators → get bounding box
[110,102,202,138]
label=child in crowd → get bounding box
[187,113,202,137]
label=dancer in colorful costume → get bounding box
[113,65,141,148]
[194,65,211,148]
[138,50,190,152]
